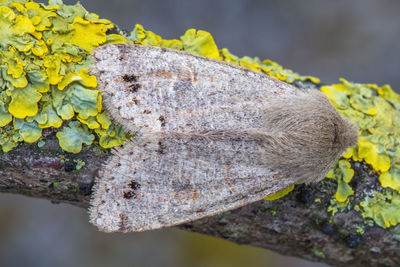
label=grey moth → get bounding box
[89,44,358,232]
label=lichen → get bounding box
[322,79,400,228]
[326,160,354,202]
[0,0,130,152]
[327,198,349,216]
[75,159,85,170]
[312,249,326,259]
[56,120,94,153]
[360,191,400,228]
[264,185,295,201]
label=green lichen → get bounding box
[264,185,295,201]
[312,249,326,259]
[326,160,354,202]
[360,191,400,228]
[75,159,85,170]
[322,79,400,228]
[356,225,365,235]
[56,120,94,153]
[0,0,128,152]
[221,48,320,84]
[327,198,349,216]
[37,140,45,147]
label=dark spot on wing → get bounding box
[123,179,141,199]
[123,190,136,199]
[158,115,166,127]
[128,83,141,92]
[121,74,141,93]
[122,74,137,83]
[143,110,152,114]
[128,180,141,191]
[157,141,167,154]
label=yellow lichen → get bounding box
[69,17,111,52]
[358,138,390,172]
[13,118,41,143]
[43,54,62,85]
[130,24,183,49]
[220,48,320,83]
[380,167,400,193]
[58,68,97,90]
[264,185,295,201]
[180,29,221,60]
[7,83,43,119]
[327,160,355,202]
[334,181,354,203]
[322,79,400,227]
[0,0,128,152]
[97,124,128,149]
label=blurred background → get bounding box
[2,0,400,266]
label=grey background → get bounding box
[2,0,400,266]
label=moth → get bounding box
[89,44,358,232]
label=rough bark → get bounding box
[0,124,399,267]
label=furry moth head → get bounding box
[89,44,358,232]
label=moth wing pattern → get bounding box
[89,44,358,232]
[90,131,296,233]
[90,43,299,135]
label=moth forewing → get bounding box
[89,44,358,232]
[90,133,298,232]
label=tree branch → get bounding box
[1,106,398,267]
